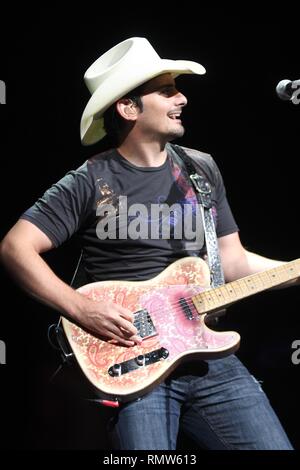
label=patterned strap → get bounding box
[171,144,225,288]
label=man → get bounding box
[0,37,297,449]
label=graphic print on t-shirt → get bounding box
[95,154,205,254]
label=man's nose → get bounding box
[175,91,188,107]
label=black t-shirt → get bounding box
[20,145,238,282]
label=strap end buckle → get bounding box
[190,174,211,195]
[190,174,212,208]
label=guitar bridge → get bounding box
[133,308,157,339]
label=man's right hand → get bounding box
[74,295,142,347]
[0,220,141,347]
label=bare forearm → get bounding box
[242,250,285,275]
[0,233,141,346]
[225,249,298,288]
[244,251,299,288]
[0,238,85,320]
[218,234,292,283]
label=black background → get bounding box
[0,6,299,452]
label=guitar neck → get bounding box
[192,259,300,315]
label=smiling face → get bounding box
[134,73,188,142]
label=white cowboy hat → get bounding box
[80,37,206,146]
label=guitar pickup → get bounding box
[108,347,169,377]
[179,297,194,320]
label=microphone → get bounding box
[276,79,300,103]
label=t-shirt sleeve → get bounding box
[209,156,239,238]
[20,162,94,247]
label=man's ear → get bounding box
[116,99,139,121]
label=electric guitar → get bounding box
[61,256,299,404]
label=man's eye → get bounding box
[160,87,174,96]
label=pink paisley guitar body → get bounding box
[62,257,240,402]
[62,256,300,402]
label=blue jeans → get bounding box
[108,355,293,450]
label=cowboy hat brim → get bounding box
[80,59,205,146]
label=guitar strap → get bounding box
[170,144,225,288]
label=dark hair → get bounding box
[103,85,144,145]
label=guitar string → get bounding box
[129,270,291,324]
[126,278,259,317]
[132,292,229,325]
[135,265,297,317]
[100,281,260,324]
[90,265,296,326]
